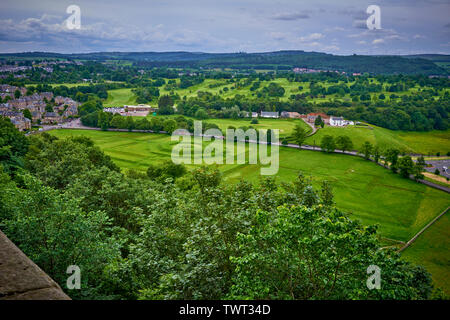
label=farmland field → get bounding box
[49,128,450,293]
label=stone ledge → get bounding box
[0,230,70,300]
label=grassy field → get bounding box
[142,115,313,140]
[104,88,137,107]
[304,125,450,154]
[48,129,450,292]
[402,213,450,295]
[156,115,448,154]
[49,129,449,238]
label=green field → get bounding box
[304,125,450,154]
[150,115,448,154]
[104,88,137,107]
[142,115,313,140]
[48,129,450,292]
[174,116,450,154]
[402,213,450,295]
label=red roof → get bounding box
[307,112,329,119]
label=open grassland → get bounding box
[305,125,450,154]
[49,129,450,240]
[49,129,450,291]
[143,115,313,140]
[402,213,450,295]
[140,115,448,154]
[104,88,137,107]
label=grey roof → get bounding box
[44,112,59,117]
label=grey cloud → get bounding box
[272,12,310,21]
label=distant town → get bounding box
[0,84,79,131]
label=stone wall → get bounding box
[0,230,70,300]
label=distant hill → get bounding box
[0,50,448,75]
[403,54,450,72]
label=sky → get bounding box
[0,0,449,55]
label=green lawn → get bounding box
[305,125,450,154]
[48,129,450,291]
[49,129,449,239]
[402,213,450,295]
[143,115,312,140]
[104,88,137,107]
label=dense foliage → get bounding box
[0,122,442,300]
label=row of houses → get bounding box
[249,111,353,126]
[0,111,31,131]
[104,105,157,116]
[0,85,79,130]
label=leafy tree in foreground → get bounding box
[373,145,381,163]
[292,124,307,147]
[385,148,400,173]
[229,204,432,300]
[398,156,415,178]
[0,116,29,174]
[320,135,335,153]
[0,172,121,299]
[335,135,353,153]
[361,141,373,160]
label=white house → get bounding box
[260,111,279,118]
[330,116,344,126]
[329,116,354,127]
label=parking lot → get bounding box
[424,159,450,178]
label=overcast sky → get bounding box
[0,0,449,55]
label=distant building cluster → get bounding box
[104,104,157,116]
[0,60,83,79]
[306,112,354,126]
[0,85,79,131]
[292,67,349,75]
[245,111,353,126]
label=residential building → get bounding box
[281,111,302,119]
[329,116,344,126]
[307,112,330,124]
[42,112,61,124]
[260,111,279,118]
